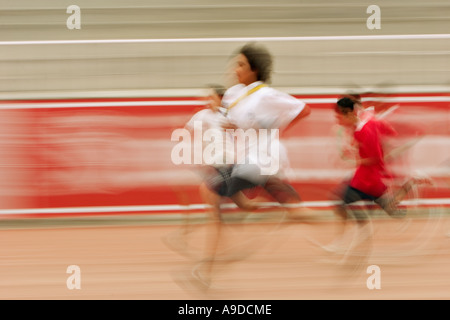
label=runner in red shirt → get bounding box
[330,96,430,257]
[350,113,395,199]
[335,96,413,213]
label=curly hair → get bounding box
[237,42,273,84]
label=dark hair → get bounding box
[238,42,273,83]
[336,97,355,115]
[207,83,226,98]
[342,92,362,104]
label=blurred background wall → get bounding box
[0,1,448,213]
[0,0,449,98]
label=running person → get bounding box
[169,84,269,290]
[331,96,431,252]
[166,84,263,243]
[220,42,314,220]
[183,43,315,290]
[184,83,265,213]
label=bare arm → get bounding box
[283,104,311,133]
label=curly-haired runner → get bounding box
[186,42,318,290]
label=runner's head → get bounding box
[234,42,273,85]
[342,92,362,105]
[335,97,358,127]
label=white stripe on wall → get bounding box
[1,34,450,46]
[0,95,448,110]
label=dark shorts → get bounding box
[205,166,258,198]
[342,186,379,204]
[340,185,403,219]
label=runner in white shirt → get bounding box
[220,42,313,216]
[184,84,264,213]
[184,85,233,185]
[180,44,314,291]
[171,84,268,290]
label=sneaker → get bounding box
[191,267,212,291]
[321,240,349,255]
[162,232,196,259]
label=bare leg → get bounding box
[196,183,223,287]
[326,186,372,255]
[333,204,349,240]
[230,191,265,211]
[263,176,319,222]
[380,175,433,217]
[162,186,194,257]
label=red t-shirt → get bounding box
[350,118,396,198]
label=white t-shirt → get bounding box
[223,82,305,131]
[185,108,234,168]
[222,81,306,182]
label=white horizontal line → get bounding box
[0,204,204,215]
[0,100,202,109]
[1,34,450,46]
[305,96,450,104]
[362,96,450,103]
[1,85,448,100]
[332,51,450,56]
[0,96,448,110]
[0,198,448,216]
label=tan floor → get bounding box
[0,212,449,300]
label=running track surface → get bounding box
[0,213,449,300]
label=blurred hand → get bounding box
[222,120,238,131]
